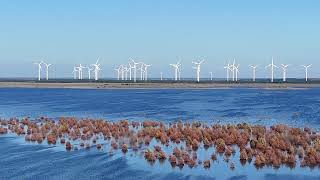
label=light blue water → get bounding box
[0,88,320,180]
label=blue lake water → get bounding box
[0,88,320,180]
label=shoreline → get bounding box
[0,81,319,89]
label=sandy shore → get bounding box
[0,81,319,89]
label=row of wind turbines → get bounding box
[115,58,151,82]
[34,57,313,82]
[72,59,101,81]
[115,58,312,82]
[246,58,312,82]
[34,59,102,81]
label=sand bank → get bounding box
[0,81,319,89]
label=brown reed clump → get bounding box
[1,117,320,170]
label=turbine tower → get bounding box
[138,63,145,80]
[249,65,258,82]
[224,63,232,81]
[170,61,181,81]
[128,61,134,81]
[119,65,125,80]
[124,66,129,80]
[192,60,205,82]
[178,67,181,80]
[209,72,213,81]
[43,62,52,80]
[231,59,236,81]
[302,64,312,82]
[34,61,43,81]
[265,57,278,83]
[91,58,102,81]
[280,64,289,82]
[130,58,140,82]
[160,72,163,81]
[73,66,79,80]
[115,66,121,80]
[234,64,240,82]
[87,67,94,80]
[78,64,85,80]
[144,64,151,81]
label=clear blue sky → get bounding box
[0,0,319,79]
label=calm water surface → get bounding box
[0,88,320,180]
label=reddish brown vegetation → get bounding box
[0,118,320,170]
[66,141,72,151]
[0,127,8,134]
[203,160,211,168]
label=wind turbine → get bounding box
[128,61,134,81]
[43,62,52,80]
[75,65,81,80]
[160,72,163,81]
[177,62,182,80]
[87,66,94,80]
[192,60,205,82]
[130,58,140,82]
[249,65,258,82]
[302,64,312,82]
[73,66,79,80]
[170,61,181,81]
[78,64,86,80]
[91,58,102,81]
[209,72,213,81]
[224,63,232,81]
[235,64,240,81]
[34,61,43,81]
[265,57,278,83]
[115,66,121,80]
[138,63,145,80]
[123,66,129,80]
[280,64,289,82]
[119,65,125,80]
[144,64,151,81]
[231,59,236,81]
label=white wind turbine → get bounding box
[144,63,151,81]
[302,64,312,82]
[169,61,181,81]
[43,62,52,80]
[249,65,258,82]
[192,60,205,82]
[75,65,81,80]
[124,66,129,80]
[87,66,94,80]
[209,72,213,81]
[115,66,121,80]
[280,64,289,82]
[130,59,140,82]
[128,61,134,81]
[77,64,86,80]
[265,57,278,83]
[138,63,145,80]
[119,65,125,80]
[34,61,43,81]
[91,58,102,81]
[224,62,232,81]
[178,64,182,80]
[160,72,163,81]
[230,58,238,82]
[234,64,240,82]
[73,66,79,80]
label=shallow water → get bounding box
[1,88,320,180]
